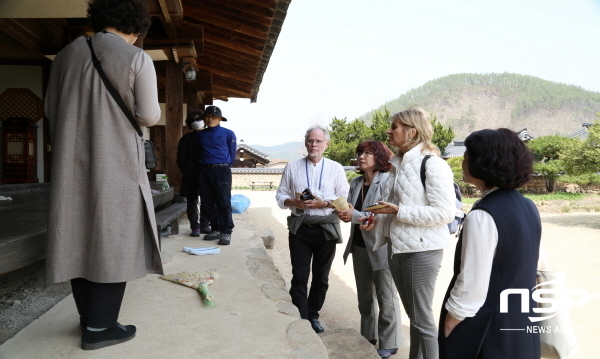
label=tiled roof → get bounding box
[442,141,465,159]
[237,142,269,160]
[566,123,593,140]
[566,128,589,140]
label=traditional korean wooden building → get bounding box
[0,0,292,191]
[233,139,269,168]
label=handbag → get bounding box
[536,250,579,358]
[86,37,158,169]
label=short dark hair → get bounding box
[355,141,393,174]
[185,110,204,130]
[464,128,534,189]
[87,0,152,35]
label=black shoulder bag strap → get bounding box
[86,37,143,138]
[420,154,433,189]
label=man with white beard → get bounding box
[275,126,348,333]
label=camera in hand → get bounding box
[299,188,316,201]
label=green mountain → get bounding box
[250,142,304,161]
[361,73,600,139]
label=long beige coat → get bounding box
[44,31,163,283]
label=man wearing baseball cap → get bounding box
[196,106,237,245]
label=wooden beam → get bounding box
[184,0,272,27]
[185,88,197,112]
[144,39,197,58]
[202,91,213,105]
[212,80,252,95]
[165,61,183,192]
[0,19,46,57]
[196,70,212,92]
[194,0,277,17]
[195,64,253,85]
[204,42,261,63]
[182,10,269,39]
[198,52,258,73]
[202,28,263,57]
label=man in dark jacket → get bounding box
[177,110,211,236]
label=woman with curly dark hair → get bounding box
[336,141,401,358]
[45,0,160,350]
[438,128,541,359]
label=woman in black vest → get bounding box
[438,128,541,359]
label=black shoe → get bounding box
[200,226,212,234]
[368,339,377,346]
[309,319,324,334]
[203,230,221,241]
[81,323,136,350]
[190,229,200,237]
[218,233,231,245]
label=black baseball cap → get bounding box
[203,106,227,121]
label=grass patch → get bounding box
[524,193,586,201]
[461,192,592,204]
[461,197,478,204]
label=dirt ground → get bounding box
[1,191,599,357]
[246,191,600,358]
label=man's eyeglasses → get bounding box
[306,140,325,145]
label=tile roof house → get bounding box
[566,122,594,140]
[234,140,270,168]
[442,129,535,159]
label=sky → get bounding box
[214,0,600,147]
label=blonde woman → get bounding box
[364,106,455,359]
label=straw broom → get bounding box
[159,269,219,308]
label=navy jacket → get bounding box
[196,125,237,165]
[439,189,541,359]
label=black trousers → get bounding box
[288,224,337,320]
[198,165,234,234]
[71,278,126,328]
[186,195,210,230]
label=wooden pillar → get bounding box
[185,88,197,113]
[42,62,51,183]
[165,61,183,193]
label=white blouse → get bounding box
[445,191,498,321]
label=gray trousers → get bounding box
[389,249,443,359]
[352,245,401,349]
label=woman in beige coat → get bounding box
[44,0,162,350]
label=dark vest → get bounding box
[439,189,541,359]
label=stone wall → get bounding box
[232,173,283,188]
[523,176,600,194]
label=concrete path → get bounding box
[0,202,329,359]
